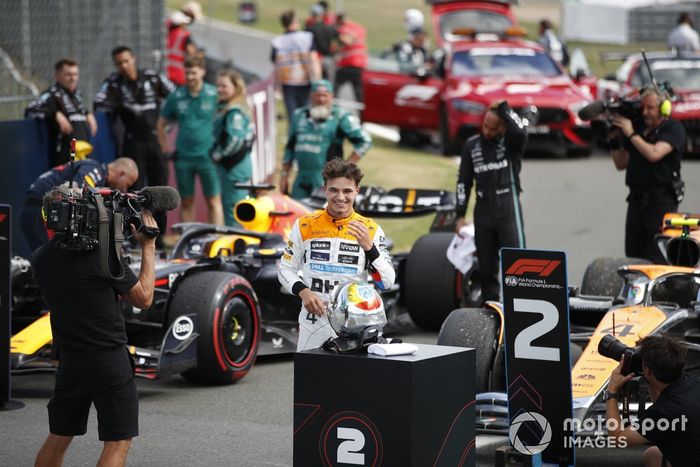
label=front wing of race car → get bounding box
[10,311,204,380]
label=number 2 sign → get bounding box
[501,249,574,466]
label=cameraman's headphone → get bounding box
[645,87,672,117]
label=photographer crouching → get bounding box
[32,185,158,467]
[604,335,700,466]
[609,88,685,262]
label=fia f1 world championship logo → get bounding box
[509,411,552,455]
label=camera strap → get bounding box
[94,193,125,280]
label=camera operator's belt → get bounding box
[94,193,126,280]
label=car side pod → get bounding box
[131,313,200,380]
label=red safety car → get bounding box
[362,0,594,156]
[597,51,700,154]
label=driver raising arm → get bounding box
[277,159,394,351]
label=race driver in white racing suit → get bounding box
[278,159,395,351]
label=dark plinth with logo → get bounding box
[294,344,475,467]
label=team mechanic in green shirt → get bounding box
[211,69,254,226]
[280,79,372,199]
[157,55,223,225]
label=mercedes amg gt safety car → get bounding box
[10,185,473,385]
[437,215,700,435]
[362,0,594,156]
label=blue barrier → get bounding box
[0,113,117,257]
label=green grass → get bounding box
[173,1,667,251]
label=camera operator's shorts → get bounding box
[48,346,138,441]
[174,156,221,198]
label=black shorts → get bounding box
[48,346,138,441]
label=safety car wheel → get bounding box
[580,257,651,297]
[168,271,261,384]
[437,307,500,393]
[404,233,461,331]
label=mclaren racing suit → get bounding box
[456,101,527,302]
[278,209,395,351]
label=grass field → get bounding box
[170,0,668,250]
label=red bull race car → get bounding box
[10,185,471,385]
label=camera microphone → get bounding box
[577,100,608,121]
[137,186,181,211]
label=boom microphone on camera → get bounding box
[577,100,607,121]
[137,186,181,211]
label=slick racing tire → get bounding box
[168,271,261,384]
[580,257,651,298]
[437,308,500,394]
[404,233,461,331]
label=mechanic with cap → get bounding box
[25,58,98,168]
[609,88,685,262]
[605,335,700,466]
[306,3,339,83]
[278,158,395,351]
[280,79,371,199]
[456,100,527,304]
[20,157,138,252]
[31,184,156,467]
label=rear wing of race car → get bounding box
[307,186,456,218]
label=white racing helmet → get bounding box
[327,281,387,336]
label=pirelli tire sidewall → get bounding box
[169,270,261,384]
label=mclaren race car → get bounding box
[437,213,700,435]
[10,184,472,385]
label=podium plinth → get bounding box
[294,344,475,467]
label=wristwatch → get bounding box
[603,390,619,401]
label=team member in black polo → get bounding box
[605,335,700,466]
[95,46,176,190]
[456,100,527,303]
[32,187,157,467]
[20,158,138,251]
[610,88,685,262]
[25,58,97,167]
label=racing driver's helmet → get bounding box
[324,281,387,352]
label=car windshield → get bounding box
[631,59,700,89]
[451,48,562,77]
[440,11,512,40]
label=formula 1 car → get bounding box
[10,184,472,384]
[437,213,700,434]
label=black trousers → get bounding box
[335,66,364,105]
[625,187,677,262]
[123,133,169,239]
[123,133,168,190]
[474,188,526,302]
[20,198,47,252]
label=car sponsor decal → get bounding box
[338,254,359,265]
[310,240,331,250]
[339,242,360,253]
[394,84,439,107]
[310,251,330,262]
[172,316,194,341]
[309,263,357,274]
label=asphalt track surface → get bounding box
[4,152,700,466]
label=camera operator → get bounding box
[20,157,138,252]
[605,335,700,466]
[32,186,157,467]
[609,88,685,262]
